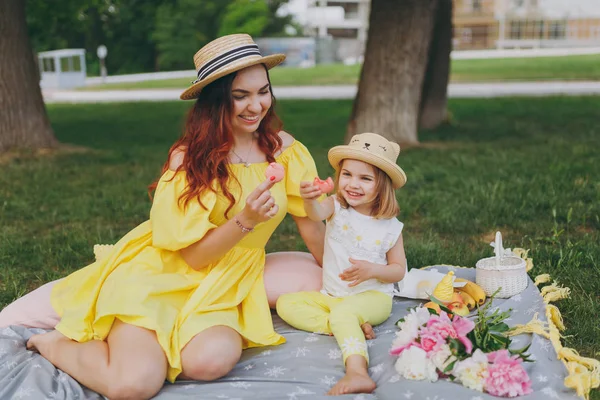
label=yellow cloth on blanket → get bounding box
[51,141,318,382]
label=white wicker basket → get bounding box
[475,232,528,298]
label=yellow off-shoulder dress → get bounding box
[51,140,318,382]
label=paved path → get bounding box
[42,81,600,103]
[84,47,600,86]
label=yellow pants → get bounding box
[276,290,392,364]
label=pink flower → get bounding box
[390,341,417,356]
[418,329,446,354]
[425,312,475,354]
[485,350,532,397]
[451,315,475,354]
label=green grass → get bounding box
[1,98,599,398]
[82,54,600,90]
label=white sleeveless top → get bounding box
[321,198,404,298]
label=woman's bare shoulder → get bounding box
[168,146,186,171]
[278,130,295,152]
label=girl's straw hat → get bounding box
[328,133,407,189]
[180,34,286,100]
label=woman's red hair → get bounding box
[149,65,283,217]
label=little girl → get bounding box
[276,132,407,396]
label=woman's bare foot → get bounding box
[327,370,376,395]
[361,323,375,340]
[27,330,69,361]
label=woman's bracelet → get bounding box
[234,217,254,233]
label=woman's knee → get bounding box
[106,368,165,400]
[264,252,323,308]
[181,326,242,381]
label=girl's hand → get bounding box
[339,258,376,287]
[238,178,279,227]
[299,181,322,201]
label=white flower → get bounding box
[394,346,438,382]
[351,235,364,247]
[453,349,489,392]
[341,336,367,355]
[430,344,458,374]
[393,307,430,348]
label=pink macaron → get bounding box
[313,177,334,193]
[266,162,285,183]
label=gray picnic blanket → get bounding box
[0,266,582,400]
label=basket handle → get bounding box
[491,231,512,262]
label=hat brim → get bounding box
[180,53,286,100]
[328,146,407,189]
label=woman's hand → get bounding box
[339,258,376,287]
[299,181,322,201]
[238,178,279,227]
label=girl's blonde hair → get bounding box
[335,159,400,219]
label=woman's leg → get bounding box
[27,319,167,400]
[264,252,323,308]
[179,325,243,381]
[0,279,61,329]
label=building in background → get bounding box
[497,0,600,48]
[38,49,87,89]
[280,0,369,64]
[453,0,499,50]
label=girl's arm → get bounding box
[370,234,407,283]
[292,216,326,267]
[339,234,407,287]
[299,181,335,221]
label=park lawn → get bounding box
[1,97,599,398]
[81,54,600,90]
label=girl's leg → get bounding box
[179,325,243,381]
[0,279,61,329]
[327,291,393,396]
[264,252,322,309]
[27,319,167,400]
[275,291,333,335]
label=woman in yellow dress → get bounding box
[26,34,325,400]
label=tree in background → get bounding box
[0,0,57,152]
[219,0,271,37]
[419,0,452,131]
[26,0,296,74]
[153,0,293,71]
[347,0,452,144]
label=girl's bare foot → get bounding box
[361,323,375,340]
[27,330,69,361]
[327,371,376,395]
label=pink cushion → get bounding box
[0,280,61,329]
[0,252,323,329]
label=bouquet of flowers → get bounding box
[390,296,533,398]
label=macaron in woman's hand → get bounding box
[266,162,285,183]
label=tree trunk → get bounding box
[419,0,452,130]
[0,0,57,153]
[346,0,438,145]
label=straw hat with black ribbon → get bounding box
[180,34,286,100]
[328,133,407,189]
